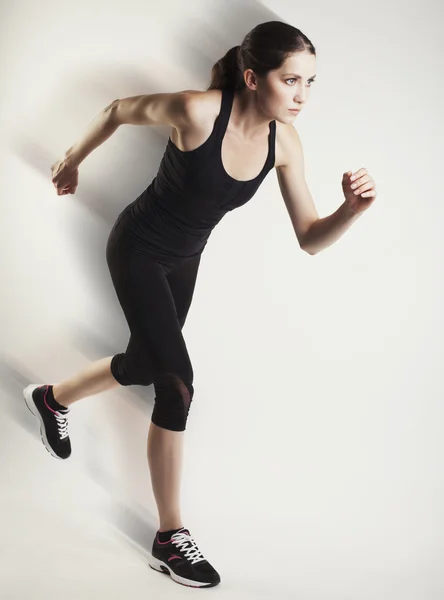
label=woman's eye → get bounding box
[285,78,315,86]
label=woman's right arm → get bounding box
[51,91,193,195]
[66,92,194,167]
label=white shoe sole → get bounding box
[148,554,219,588]
[23,384,63,460]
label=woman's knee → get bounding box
[110,353,154,387]
[151,372,194,432]
[111,355,194,431]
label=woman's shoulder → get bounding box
[169,89,222,152]
[274,121,303,168]
[183,89,222,124]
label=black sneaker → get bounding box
[149,527,221,588]
[23,384,71,460]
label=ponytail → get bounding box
[207,45,245,91]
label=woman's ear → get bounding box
[244,69,259,91]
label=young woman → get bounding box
[23,20,376,589]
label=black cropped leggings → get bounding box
[105,226,201,432]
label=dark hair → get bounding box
[207,21,316,91]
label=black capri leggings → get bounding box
[105,224,201,432]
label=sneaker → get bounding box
[149,527,221,588]
[23,384,71,460]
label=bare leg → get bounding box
[148,422,185,532]
[52,356,119,407]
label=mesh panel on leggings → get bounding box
[151,372,193,432]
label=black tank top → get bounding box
[115,87,276,261]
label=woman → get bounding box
[23,20,376,589]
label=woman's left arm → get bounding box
[302,168,377,255]
[276,123,377,255]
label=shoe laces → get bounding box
[55,410,69,440]
[171,531,206,565]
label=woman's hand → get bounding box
[51,158,79,195]
[342,168,377,214]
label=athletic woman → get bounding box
[23,20,377,589]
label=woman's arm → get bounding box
[64,91,192,168]
[51,101,119,195]
[276,126,368,255]
[52,91,193,195]
[111,91,193,128]
[276,124,319,250]
[64,100,119,168]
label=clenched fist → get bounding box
[51,159,79,195]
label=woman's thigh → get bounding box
[106,236,199,386]
[167,253,201,329]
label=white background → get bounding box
[0,0,442,598]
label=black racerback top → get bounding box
[115,87,276,262]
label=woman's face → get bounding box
[257,51,317,123]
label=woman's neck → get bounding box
[232,88,271,139]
